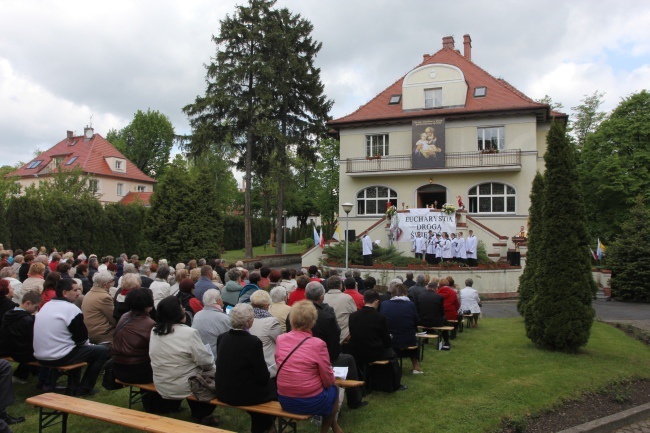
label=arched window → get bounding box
[356,186,397,215]
[468,183,515,213]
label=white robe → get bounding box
[362,235,373,255]
[426,236,436,255]
[441,239,452,259]
[414,236,426,254]
[456,237,467,259]
[466,235,478,259]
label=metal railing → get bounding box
[345,149,521,173]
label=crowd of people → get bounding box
[0,246,483,433]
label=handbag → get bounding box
[102,315,135,390]
[102,358,123,390]
[188,367,217,402]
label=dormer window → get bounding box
[107,157,126,173]
[424,88,442,108]
[115,161,122,170]
[389,95,401,105]
[474,86,487,97]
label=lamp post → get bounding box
[282,210,288,254]
[342,203,353,270]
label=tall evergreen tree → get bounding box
[526,121,596,352]
[517,172,544,317]
[143,156,223,263]
[606,196,650,302]
[184,0,276,258]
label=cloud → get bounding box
[0,0,648,167]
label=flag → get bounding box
[319,228,324,248]
[590,248,597,260]
[313,226,319,246]
[332,222,341,241]
[596,238,606,260]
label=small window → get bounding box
[477,126,505,151]
[389,95,401,105]
[115,161,122,170]
[66,156,78,165]
[424,88,442,108]
[117,183,124,196]
[136,185,146,192]
[27,160,43,169]
[365,134,389,157]
[69,140,77,146]
[89,179,100,193]
[474,87,487,97]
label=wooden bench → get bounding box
[418,326,454,349]
[26,392,233,433]
[448,319,461,337]
[2,356,88,389]
[115,380,313,433]
[463,314,474,329]
[415,333,439,361]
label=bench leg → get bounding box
[127,385,143,409]
[38,407,68,433]
[277,416,297,433]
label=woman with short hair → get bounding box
[275,301,343,433]
[222,269,242,307]
[216,304,277,433]
[249,290,282,377]
[149,296,219,426]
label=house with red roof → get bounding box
[327,34,565,261]
[9,127,156,205]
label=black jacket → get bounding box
[215,329,274,406]
[74,273,92,294]
[0,298,18,323]
[348,306,392,363]
[18,263,30,282]
[416,290,447,328]
[0,308,36,361]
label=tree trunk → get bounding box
[275,113,287,255]
[244,69,254,259]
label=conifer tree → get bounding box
[526,121,596,352]
[517,172,544,317]
[607,196,650,302]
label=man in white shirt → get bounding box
[466,230,478,267]
[361,234,374,266]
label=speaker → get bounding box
[507,251,521,266]
[345,230,356,242]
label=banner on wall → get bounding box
[412,118,445,169]
[391,208,456,242]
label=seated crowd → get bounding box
[0,247,481,433]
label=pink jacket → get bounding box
[275,330,335,398]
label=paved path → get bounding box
[611,418,650,433]
[482,299,650,328]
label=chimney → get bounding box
[423,53,430,62]
[442,36,455,50]
[84,126,94,139]
[463,34,472,61]
[66,130,73,139]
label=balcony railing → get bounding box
[345,149,521,173]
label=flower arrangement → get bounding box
[385,204,397,220]
[441,203,457,215]
[366,155,382,160]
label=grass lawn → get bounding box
[8,318,650,433]
[220,243,309,262]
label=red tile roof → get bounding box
[9,131,156,184]
[329,46,557,127]
[119,191,153,206]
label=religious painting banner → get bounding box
[391,208,456,242]
[412,118,445,169]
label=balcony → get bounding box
[345,149,521,176]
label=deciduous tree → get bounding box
[106,109,175,178]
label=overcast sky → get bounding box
[1,0,648,168]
